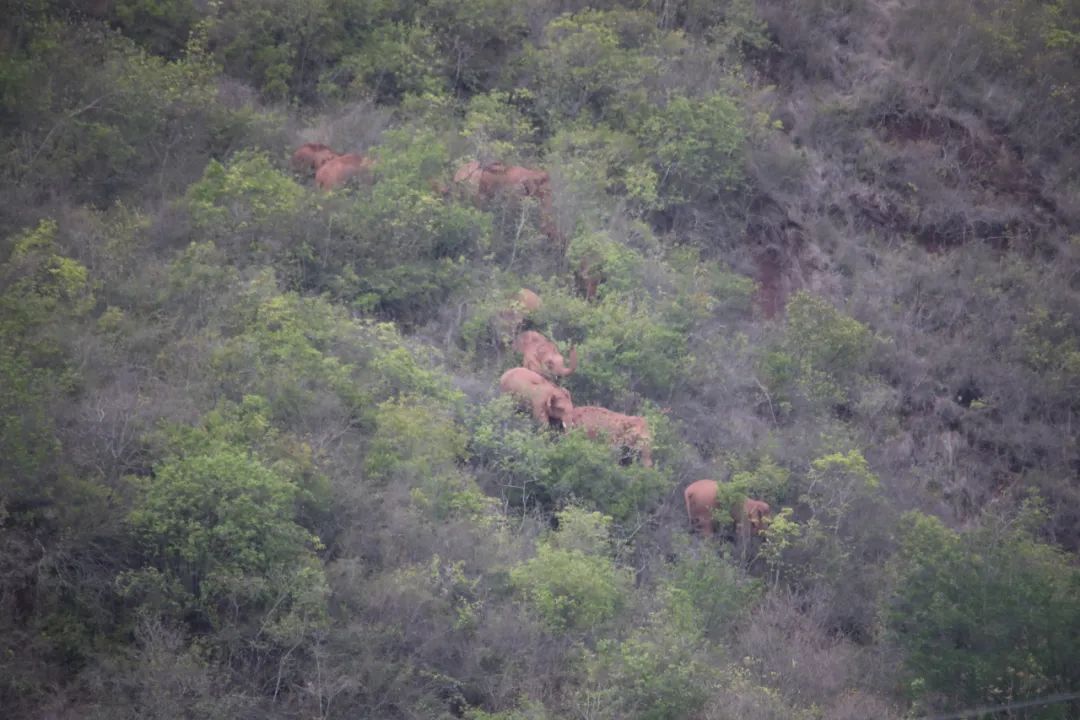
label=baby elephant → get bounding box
[567,405,652,467]
[684,479,771,538]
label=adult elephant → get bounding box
[499,368,574,428]
[452,161,561,245]
[315,153,376,190]
[513,330,577,379]
[291,143,338,175]
[683,480,772,538]
[567,406,652,467]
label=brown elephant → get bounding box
[567,406,652,467]
[683,479,772,538]
[513,330,578,379]
[517,288,542,313]
[574,256,605,301]
[452,161,561,245]
[291,143,338,175]
[493,289,543,347]
[315,153,376,190]
[499,367,574,428]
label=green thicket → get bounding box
[2,1,1079,718]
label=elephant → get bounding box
[683,479,772,538]
[452,160,562,245]
[499,367,574,428]
[517,287,542,313]
[315,153,376,190]
[291,143,338,175]
[493,289,543,347]
[513,330,578,379]
[566,406,652,467]
[574,256,605,301]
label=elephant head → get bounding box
[742,499,772,535]
[684,480,772,538]
[499,367,574,428]
[567,405,653,467]
[512,330,578,379]
[291,143,338,175]
[315,153,376,191]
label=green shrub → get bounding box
[187,151,310,249]
[547,124,657,214]
[568,296,691,406]
[0,220,92,502]
[762,291,874,410]
[583,634,713,720]
[510,508,631,633]
[127,445,321,611]
[326,129,490,321]
[658,551,762,643]
[643,91,748,205]
[886,506,1080,710]
[542,430,669,524]
[366,396,493,521]
[520,9,665,129]
[0,22,233,208]
[469,397,669,524]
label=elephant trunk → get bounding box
[555,346,579,376]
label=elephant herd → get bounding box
[495,291,772,539]
[496,295,653,467]
[292,143,770,541]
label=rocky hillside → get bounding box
[2,1,1079,718]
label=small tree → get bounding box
[886,506,1080,712]
[510,508,631,634]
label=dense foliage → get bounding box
[2,1,1079,718]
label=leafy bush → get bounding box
[582,633,714,720]
[0,220,92,502]
[186,151,314,272]
[326,129,490,320]
[366,396,494,521]
[886,506,1080,712]
[127,439,323,617]
[541,430,669,524]
[762,291,874,412]
[643,91,748,206]
[468,397,668,524]
[564,295,692,406]
[520,9,665,129]
[510,508,631,633]
[0,21,235,212]
[658,550,763,643]
[462,91,539,162]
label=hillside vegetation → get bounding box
[2,1,1080,718]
